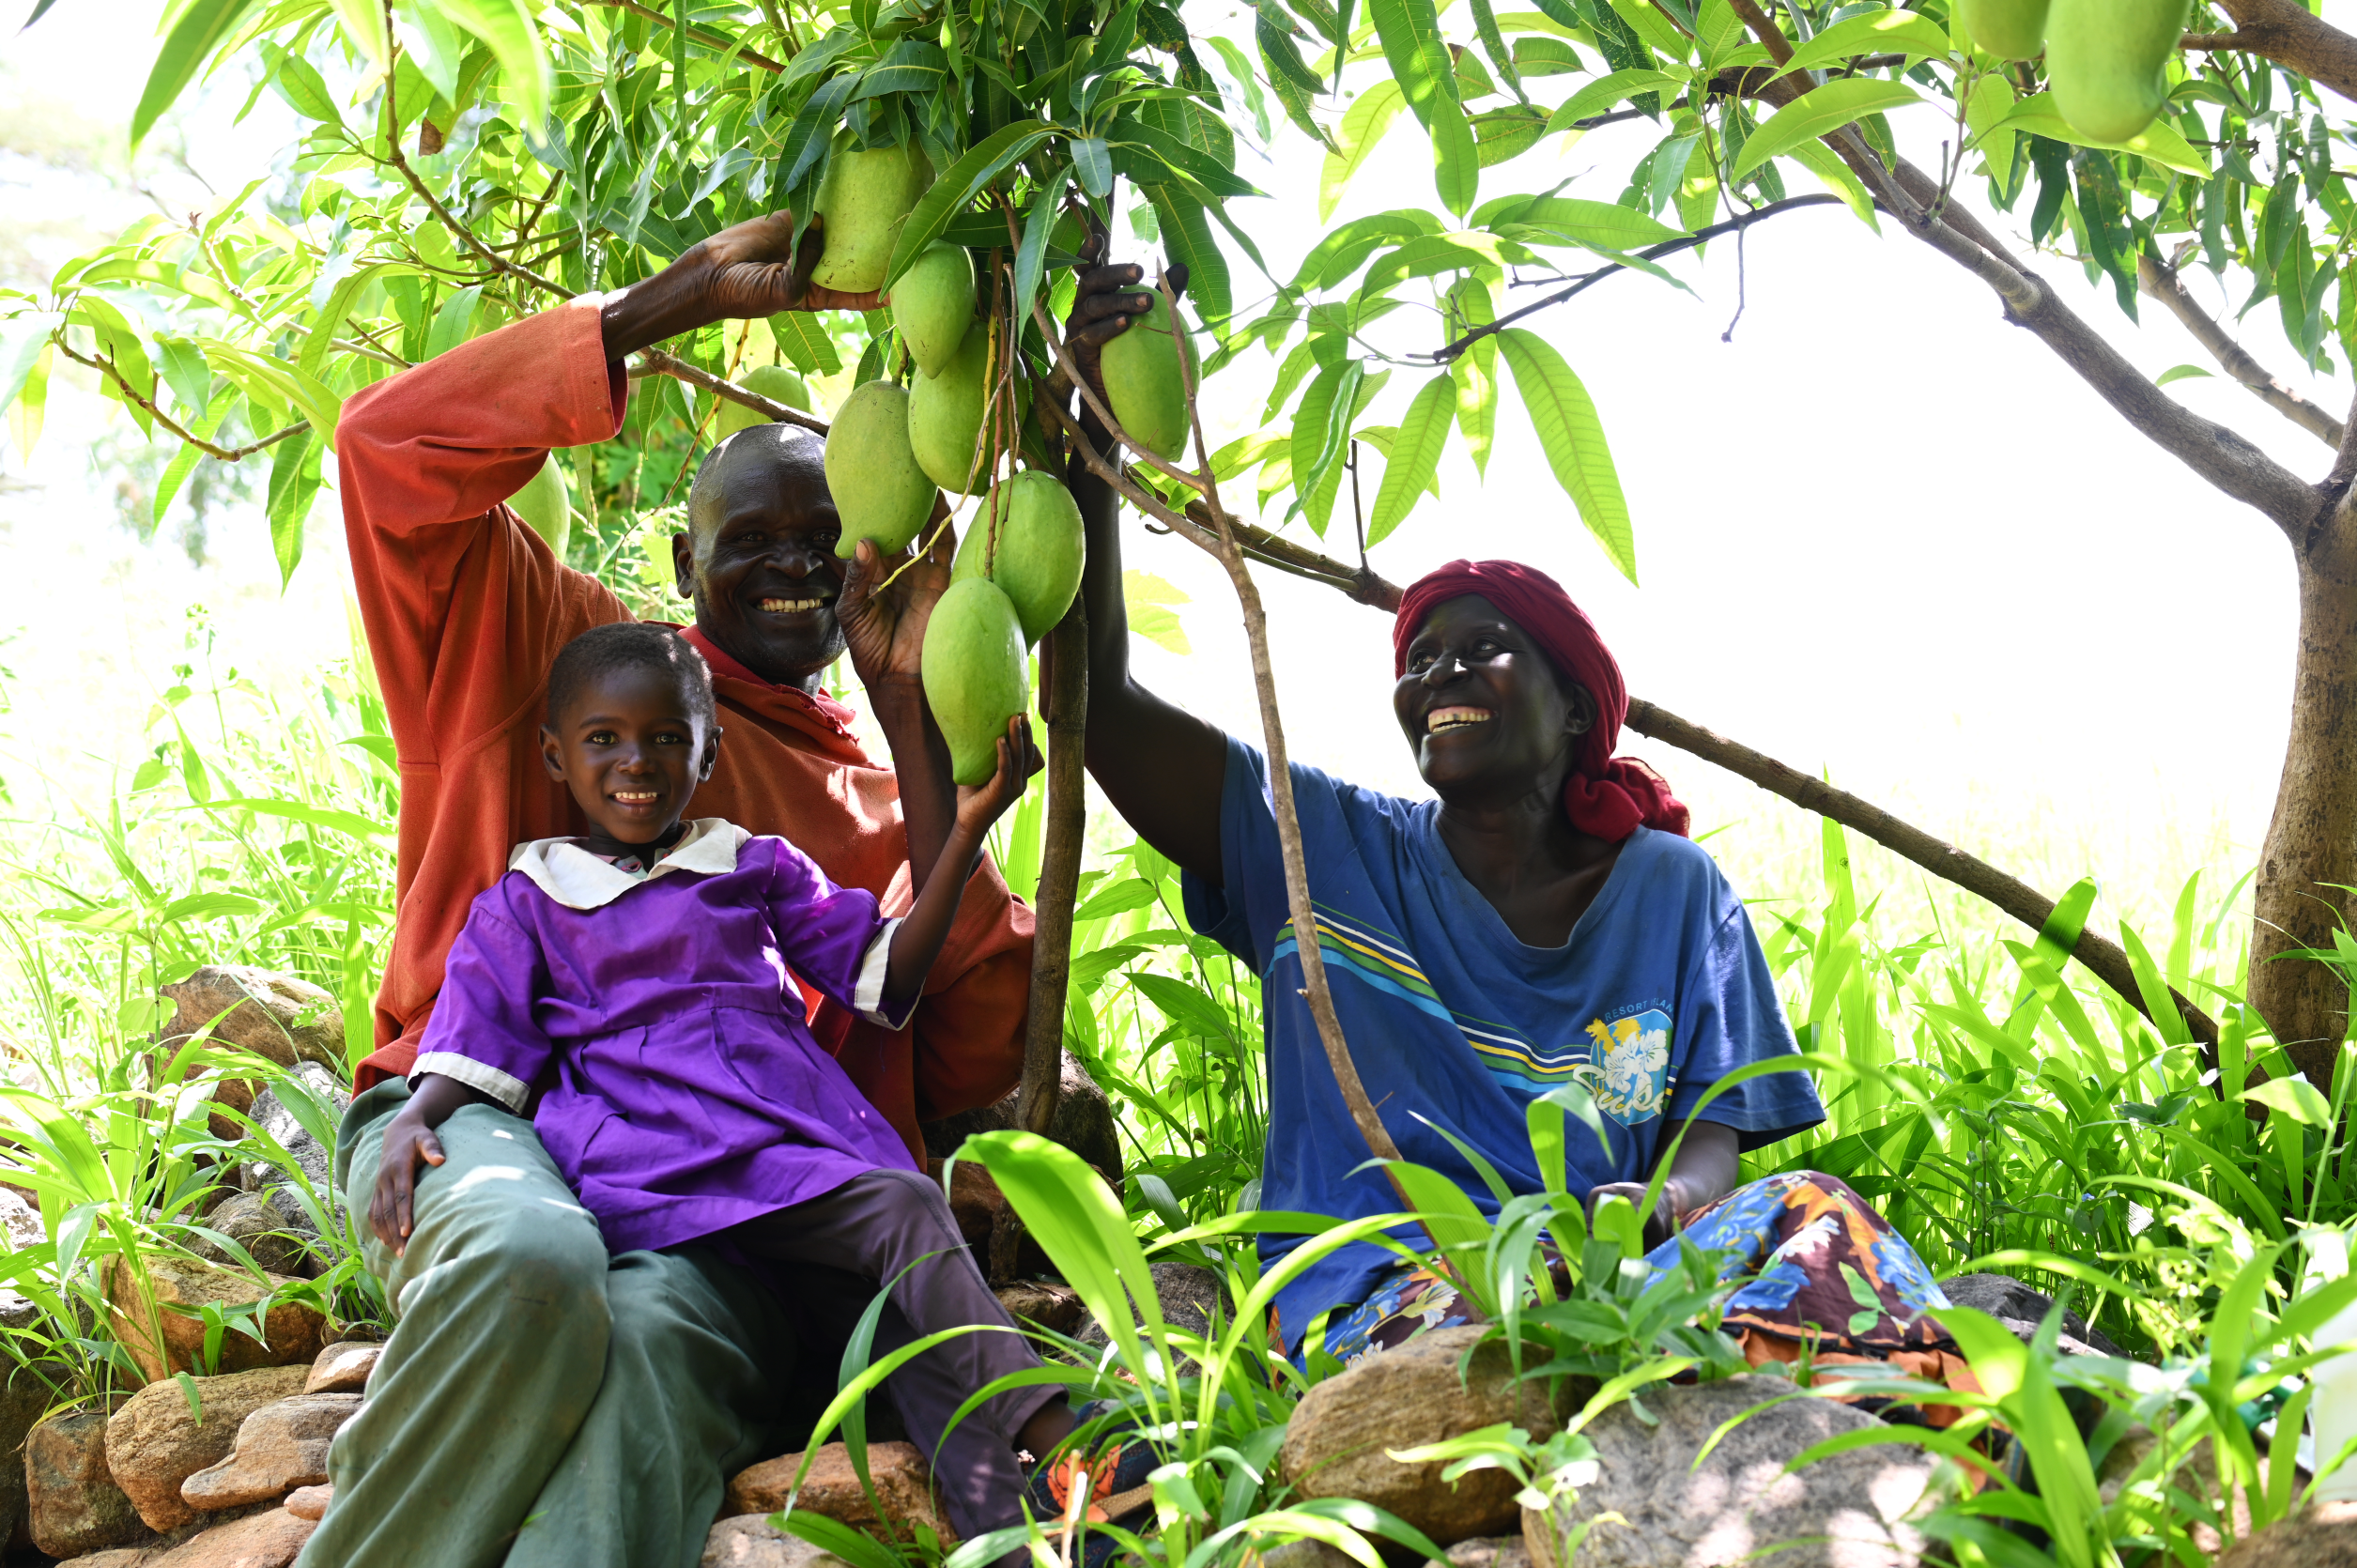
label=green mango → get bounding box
[810,137,932,294]
[713,364,813,442]
[823,381,939,560]
[2045,0,2189,143]
[1956,0,2048,59]
[909,324,1026,495]
[510,453,573,559]
[888,242,977,379]
[920,577,1029,785]
[1099,291,1197,461]
[952,470,1086,645]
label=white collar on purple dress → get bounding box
[507,818,751,910]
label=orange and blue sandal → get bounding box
[1023,1411,1163,1566]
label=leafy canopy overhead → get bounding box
[3,0,2349,589]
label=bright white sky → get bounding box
[1,2,2346,927]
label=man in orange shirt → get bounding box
[300,216,1034,1568]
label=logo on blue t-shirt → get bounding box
[1582,1006,1672,1126]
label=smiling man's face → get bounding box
[671,424,845,688]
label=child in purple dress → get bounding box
[370,622,1076,1546]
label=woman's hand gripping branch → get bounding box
[878,715,1040,1018]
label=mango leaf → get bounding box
[431,0,552,130]
[1431,102,1479,219]
[1774,8,1950,77]
[0,314,61,418]
[769,312,842,377]
[266,428,321,589]
[258,40,340,123]
[131,0,260,149]
[326,0,389,69]
[1074,135,1113,197]
[1502,195,1683,251]
[1988,94,2210,178]
[1367,0,1457,131]
[1320,80,1406,222]
[1732,78,1924,180]
[1445,276,1496,477]
[2156,363,2213,386]
[885,120,1055,291]
[1365,372,1454,545]
[1496,329,1632,580]
[1543,67,1685,134]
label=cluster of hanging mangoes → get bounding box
[738,132,1197,784]
[1956,0,2191,142]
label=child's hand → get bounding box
[954,715,1040,837]
[369,1106,449,1256]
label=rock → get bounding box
[105,1366,311,1531]
[0,1183,42,1248]
[107,1255,328,1383]
[160,969,343,1073]
[190,1192,310,1278]
[2216,1500,2357,1567]
[943,1161,1007,1248]
[57,1550,156,1568]
[702,1514,852,1568]
[1280,1326,1577,1546]
[157,969,343,1144]
[1253,1540,1356,1568]
[140,1507,316,1568]
[0,1354,57,1549]
[996,1280,1086,1337]
[239,1064,346,1201]
[1443,1536,1531,1568]
[179,1394,359,1511]
[28,1407,151,1559]
[723,1441,953,1547]
[1523,1376,1937,1568]
[1078,1263,1230,1372]
[302,1342,380,1395]
[924,1052,1124,1180]
[1937,1272,2128,1359]
[282,1485,331,1522]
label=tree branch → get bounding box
[1425,194,1842,363]
[2200,0,2357,104]
[2136,252,2343,448]
[51,336,306,461]
[629,346,831,436]
[1718,0,2321,543]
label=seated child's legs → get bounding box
[726,1168,1066,1540]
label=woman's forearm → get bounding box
[1656,1120,1740,1216]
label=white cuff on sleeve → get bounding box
[853,918,916,1031]
[410,1053,532,1114]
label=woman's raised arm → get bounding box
[1062,262,1232,885]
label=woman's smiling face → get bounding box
[1393,593,1594,804]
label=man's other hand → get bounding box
[837,517,957,695]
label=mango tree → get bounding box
[9,0,2357,1106]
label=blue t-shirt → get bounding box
[1183,737,1824,1345]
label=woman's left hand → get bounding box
[1585,1180,1675,1251]
[836,513,957,693]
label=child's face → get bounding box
[539,665,716,845]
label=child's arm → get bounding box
[371,1073,499,1254]
[879,715,1038,1020]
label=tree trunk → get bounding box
[1016,605,1088,1137]
[2252,518,2357,1089]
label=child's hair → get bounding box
[546,622,717,733]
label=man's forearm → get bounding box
[871,681,960,896]
[600,258,713,361]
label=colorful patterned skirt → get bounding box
[1313,1171,1977,1416]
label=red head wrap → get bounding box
[1391,559,1689,843]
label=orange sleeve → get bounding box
[908,857,1037,1122]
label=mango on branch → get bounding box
[509,453,574,559]
[1099,290,1198,461]
[952,470,1086,645]
[811,136,932,294]
[910,323,1026,496]
[1956,0,2049,59]
[824,381,939,560]
[712,364,813,442]
[2045,0,2189,143]
[920,577,1030,786]
[888,242,977,379]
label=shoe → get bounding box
[1022,1405,1162,1567]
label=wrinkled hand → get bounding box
[370,1112,447,1255]
[690,210,884,316]
[1586,1180,1674,1251]
[1063,231,1189,415]
[955,715,1042,835]
[836,512,957,693]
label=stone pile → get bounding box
[23,1338,379,1568]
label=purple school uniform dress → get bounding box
[413,818,920,1253]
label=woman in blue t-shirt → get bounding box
[1058,265,1956,1382]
